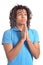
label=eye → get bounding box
[17,13,22,16]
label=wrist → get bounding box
[26,37,31,42]
[21,38,25,42]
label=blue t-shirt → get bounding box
[2,26,40,65]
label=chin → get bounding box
[19,21,26,25]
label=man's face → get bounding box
[16,9,27,25]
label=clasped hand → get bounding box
[21,24,30,41]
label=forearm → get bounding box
[27,39,40,59]
[7,39,24,61]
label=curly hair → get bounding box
[9,5,32,28]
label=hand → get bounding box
[24,24,31,41]
[21,24,30,42]
[21,25,27,41]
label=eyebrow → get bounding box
[17,11,22,14]
[17,12,27,15]
[17,11,27,14]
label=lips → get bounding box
[21,19,26,21]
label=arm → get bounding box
[2,26,26,61]
[3,39,24,61]
[26,28,40,59]
[27,38,40,59]
[24,24,40,59]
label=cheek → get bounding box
[24,16,27,22]
[16,16,21,21]
[25,16,27,20]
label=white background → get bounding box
[0,0,43,65]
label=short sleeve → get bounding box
[2,30,13,45]
[33,30,40,43]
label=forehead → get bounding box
[17,9,27,13]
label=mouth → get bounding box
[21,19,26,22]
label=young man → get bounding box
[2,5,40,65]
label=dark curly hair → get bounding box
[9,5,32,28]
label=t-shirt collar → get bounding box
[13,26,22,32]
[12,26,29,32]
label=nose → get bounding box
[22,14,25,18]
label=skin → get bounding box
[3,9,40,61]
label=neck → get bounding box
[16,24,24,31]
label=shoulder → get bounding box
[2,29,13,44]
[29,28,38,33]
[3,29,12,36]
[28,28,40,42]
[4,28,12,33]
[28,28,39,35]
